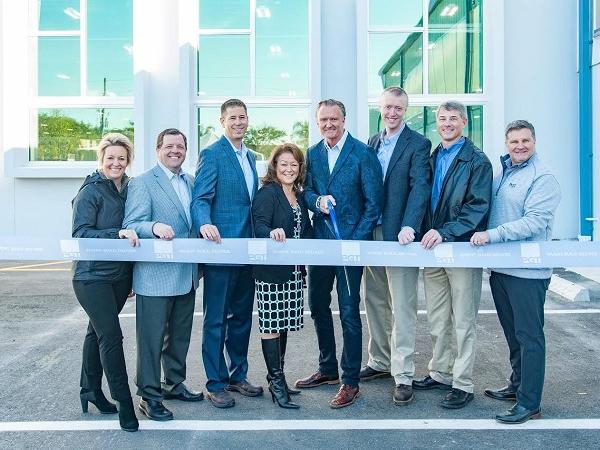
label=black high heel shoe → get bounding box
[80,388,118,414]
[117,398,139,432]
[261,338,299,409]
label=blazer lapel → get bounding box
[152,165,190,227]
[384,127,410,183]
[328,134,355,187]
[314,142,330,185]
[247,149,259,198]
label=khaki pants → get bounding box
[423,267,482,393]
[363,226,420,386]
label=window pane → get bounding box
[31,108,134,161]
[369,0,423,28]
[87,0,134,96]
[255,0,309,97]
[199,0,250,29]
[428,0,483,94]
[38,36,80,96]
[39,0,81,30]
[198,35,250,96]
[369,32,423,97]
[368,105,483,150]
[198,106,309,159]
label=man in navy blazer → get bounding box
[191,99,263,408]
[295,99,383,408]
[360,87,432,407]
[123,128,202,422]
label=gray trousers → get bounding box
[135,289,196,400]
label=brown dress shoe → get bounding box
[393,384,414,406]
[329,384,360,409]
[225,380,264,397]
[207,390,235,408]
[295,371,340,389]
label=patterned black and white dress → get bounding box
[255,204,304,333]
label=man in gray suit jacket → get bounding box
[360,87,431,407]
[191,99,262,409]
[123,128,202,421]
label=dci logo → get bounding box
[433,243,454,264]
[60,239,80,258]
[248,240,267,262]
[154,240,174,260]
[341,242,361,263]
[520,243,541,264]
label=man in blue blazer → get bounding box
[360,87,432,407]
[123,128,202,421]
[191,99,262,408]
[295,99,383,408]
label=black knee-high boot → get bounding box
[261,337,299,409]
[280,332,300,395]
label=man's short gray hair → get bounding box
[505,119,536,139]
[317,99,346,117]
[436,101,467,120]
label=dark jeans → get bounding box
[135,289,196,400]
[202,265,255,392]
[490,271,550,410]
[73,278,132,401]
[308,265,364,386]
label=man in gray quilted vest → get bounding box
[470,119,560,424]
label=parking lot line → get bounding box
[1,418,600,432]
[0,261,70,271]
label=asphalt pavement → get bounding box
[1,260,600,449]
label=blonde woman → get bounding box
[71,133,139,432]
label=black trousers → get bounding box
[489,271,550,410]
[73,278,132,401]
[135,289,196,400]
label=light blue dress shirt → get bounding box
[377,123,405,181]
[430,136,465,212]
[227,138,255,200]
[157,161,191,225]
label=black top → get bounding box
[252,182,313,284]
[71,170,133,281]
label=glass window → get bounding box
[38,36,81,96]
[369,104,483,150]
[199,0,250,29]
[369,0,423,28]
[31,108,134,161]
[198,106,309,160]
[87,0,134,96]
[198,35,251,96]
[369,33,423,96]
[255,0,309,97]
[38,0,81,31]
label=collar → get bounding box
[324,130,348,152]
[440,136,465,153]
[225,136,248,155]
[501,152,537,171]
[157,160,184,180]
[381,123,405,147]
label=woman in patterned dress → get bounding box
[252,143,313,409]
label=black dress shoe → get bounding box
[393,384,414,406]
[225,380,264,397]
[496,404,541,424]
[164,386,204,402]
[412,376,452,391]
[484,386,517,402]
[138,398,174,421]
[440,388,474,409]
[359,365,391,381]
[295,371,340,389]
[207,389,235,408]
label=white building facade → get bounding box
[0,0,597,239]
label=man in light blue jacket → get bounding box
[471,120,560,424]
[123,128,202,421]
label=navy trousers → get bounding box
[202,265,255,392]
[490,271,550,410]
[308,265,364,386]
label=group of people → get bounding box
[70,89,560,433]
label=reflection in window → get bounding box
[198,107,309,160]
[197,0,309,98]
[31,108,134,161]
[38,0,81,31]
[369,105,483,150]
[87,0,134,96]
[38,36,80,96]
